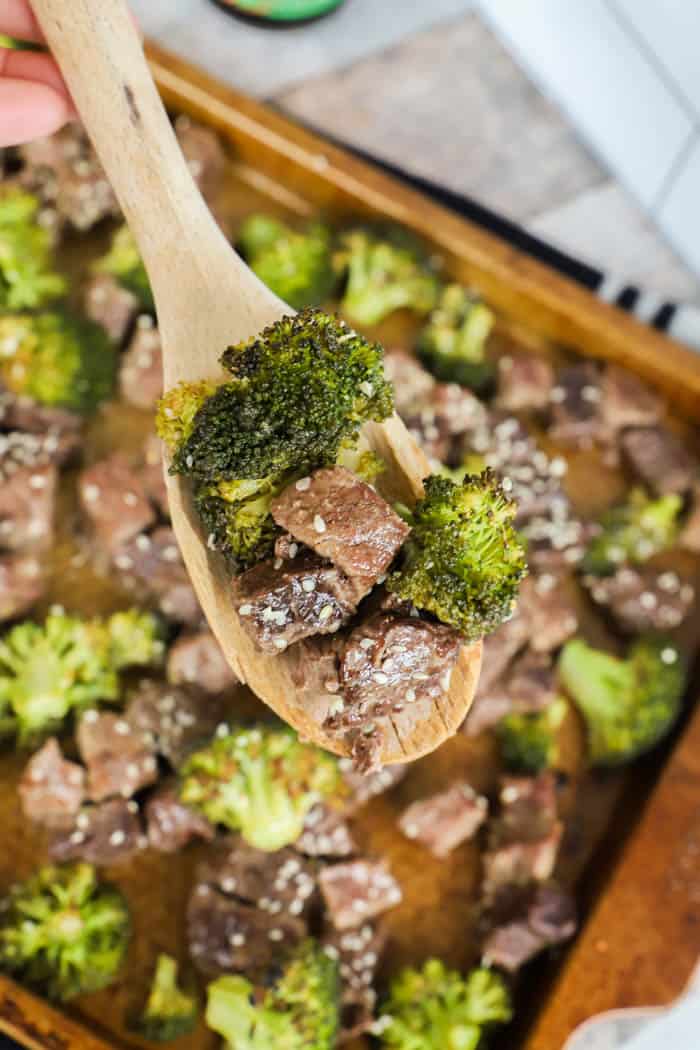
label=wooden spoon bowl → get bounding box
[33,0,481,762]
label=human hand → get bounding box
[0,0,75,147]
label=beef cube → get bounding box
[331,614,461,733]
[167,629,237,694]
[528,882,577,942]
[518,573,579,653]
[482,823,563,900]
[475,606,529,696]
[481,920,545,973]
[621,425,696,495]
[405,383,487,463]
[399,782,488,857]
[584,566,694,633]
[83,273,138,344]
[0,425,78,473]
[482,883,576,972]
[117,526,200,624]
[119,316,163,408]
[296,804,356,858]
[467,649,558,736]
[145,781,215,853]
[0,390,81,438]
[548,364,611,449]
[287,635,343,719]
[49,798,144,865]
[346,727,385,776]
[495,354,554,414]
[19,738,85,828]
[520,509,595,573]
[79,453,155,554]
[233,552,363,654]
[126,679,228,767]
[0,553,45,621]
[77,710,159,801]
[496,772,559,845]
[322,921,386,1040]
[175,116,226,201]
[383,349,435,418]
[271,467,410,586]
[0,462,56,552]
[600,365,662,432]
[339,758,408,811]
[200,841,318,917]
[140,433,169,518]
[680,484,700,554]
[319,860,402,930]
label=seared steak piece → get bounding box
[79,453,155,554]
[0,390,81,438]
[495,772,559,846]
[271,467,409,587]
[83,273,138,344]
[584,567,694,633]
[167,629,237,694]
[126,679,228,767]
[322,921,386,1040]
[339,758,408,811]
[599,365,662,432]
[520,509,594,573]
[495,354,554,414]
[140,433,169,518]
[482,823,563,901]
[475,606,529,697]
[0,462,56,551]
[468,648,559,737]
[117,526,200,624]
[399,782,488,857]
[319,860,401,930]
[77,710,159,802]
[145,781,215,853]
[19,739,85,828]
[681,484,700,554]
[482,883,576,972]
[296,804,356,858]
[330,613,461,733]
[405,383,486,463]
[232,552,362,654]
[0,553,45,621]
[49,798,144,865]
[383,349,435,418]
[199,841,318,918]
[621,425,696,495]
[518,574,579,653]
[346,727,384,776]
[119,316,163,409]
[548,364,610,449]
[175,116,226,202]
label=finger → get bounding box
[0,0,45,44]
[0,79,71,146]
[0,48,75,112]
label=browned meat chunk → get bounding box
[272,467,409,586]
[467,648,558,736]
[518,573,579,653]
[79,453,155,554]
[119,316,163,408]
[175,116,226,201]
[167,629,237,694]
[77,710,159,802]
[621,425,696,495]
[548,364,611,449]
[383,349,435,417]
[322,921,386,1040]
[19,739,85,828]
[49,798,144,865]
[0,390,81,439]
[319,860,401,930]
[496,772,559,845]
[0,553,45,621]
[482,823,563,901]
[495,354,554,414]
[405,383,487,462]
[232,553,363,654]
[681,484,700,553]
[83,273,138,344]
[126,680,228,767]
[0,462,56,551]
[140,434,169,517]
[339,758,408,811]
[482,883,576,972]
[520,510,595,573]
[475,605,529,697]
[584,566,694,633]
[296,804,356,858]
[399,782,488,857]
[145,781,215,853]
[330,614,461,733]
[117,526,200,624]
[599,365,662,432]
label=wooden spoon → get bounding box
[32,0,481,763]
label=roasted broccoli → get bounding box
[387,471,527,640]
[333,228,440,326]
[581,488,682,576]
[558,636,686,765]
[94,223,153,311]
[418,283,495,392]
[0,188,65,310]
[179,724,343,851]
[0,310,117,414]
[496,697,568,773]
[0,607,164,746]
[133,954,198,1042]
[377,959,512,1050]
[0,862,130,1001]
[206,939,339,1050]
[157,310,393,569]
[238,214,336,310]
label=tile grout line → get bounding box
[651,126,700,216]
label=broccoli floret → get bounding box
[581,489,682,576]
[387,471,527,640]
[134,954,198,1042]
[238,214,336,310]
[194,476,282,570]
[0,310,117,414]
[333,228,440,326]
[496,697,568,773]
[156,379,218,456]
[180,725,343,851]
[206,939,339,1050]
[0,607,164,746]
[106,609,165,670]
[0,188,66,310]
[0,862,129,1001]
[558,636,686,765]
[418,284,495,392]
[377,960,512,1050]
[94,224,153,312]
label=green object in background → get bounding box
[211,0,345,24]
